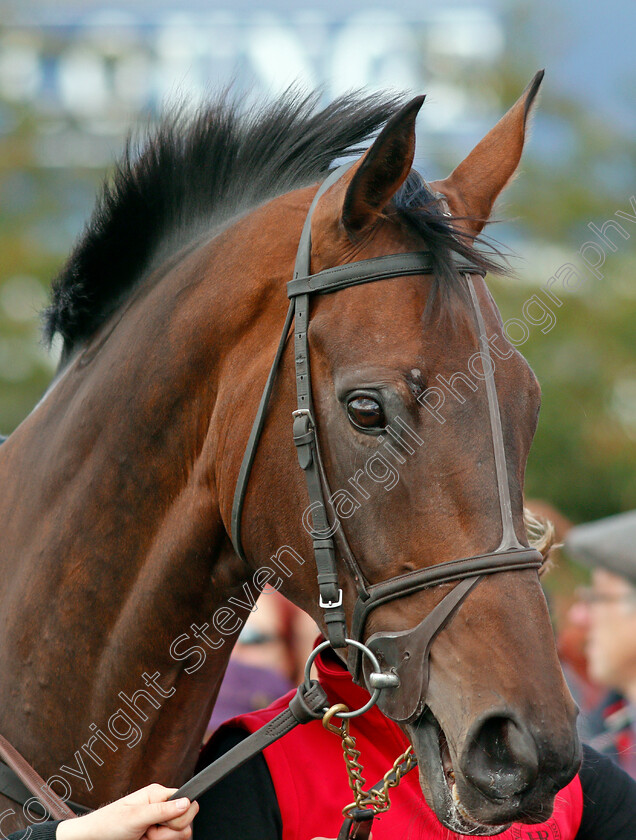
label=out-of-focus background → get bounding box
[0,0,634,520]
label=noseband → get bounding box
[230,163,542,723]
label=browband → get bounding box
[287,251,485,298]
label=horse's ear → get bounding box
[341,95,425,236]
[430,70,544,235]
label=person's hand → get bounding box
[56,784,199,840]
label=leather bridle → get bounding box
[230,162,542,722]
[0,161,545,826]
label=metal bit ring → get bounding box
[304,639,385,718]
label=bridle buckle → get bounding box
[320,588,343,609]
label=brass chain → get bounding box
[322,704,416,817]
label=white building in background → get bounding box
[0,2,505,167]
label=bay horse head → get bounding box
[0,73,579,834]
[231,71,579,833]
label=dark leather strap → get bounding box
[230,163,351,564]
[288,251,485,298]
[0,761,90,817]
[467,277,524,551]
[169,680,328,803]
[292,163,355,279]
[230,299,295,561]
[349,548,542,680]
[288,164,360,648]
[0,734,78,820]
[337,809,374,840]
[293,412,347,647]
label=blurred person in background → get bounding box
[205,590,316,739]
[565,510,636,778]
[527,501,606,740]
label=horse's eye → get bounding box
[347,396,385,432]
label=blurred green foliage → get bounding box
[0,99,104,427]
[492,273,636,523]
[474,18,636,524]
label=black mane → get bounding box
[393,171,505,310]
[43,90,502,355]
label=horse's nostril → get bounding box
[463,715,539,800]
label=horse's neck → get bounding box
[0,215,293,803]
[0,438,242,805]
